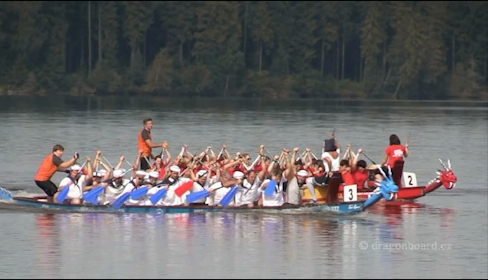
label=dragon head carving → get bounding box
[375,166,399,201]
[436,159,457,189]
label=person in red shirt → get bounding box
[380,134,409,167]
[350,149,369,190]
[152,149,172,180]
[340,160,355,184]
[375,134,409,184]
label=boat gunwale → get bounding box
[12,196,364,212]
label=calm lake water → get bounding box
[0,103,487,279]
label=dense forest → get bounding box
[0,1,487,100]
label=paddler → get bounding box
[139,117,169,171]
[375,134,409,186]
[34,144,79,203]
[57,159,93,204]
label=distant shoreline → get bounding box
[0,95,487,111]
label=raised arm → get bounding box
[162,149,172,166]
[92,150,102,171]
[351,149,363,171]
[285,148,299,181]
[114,156,125,170]
[59,154,77,169]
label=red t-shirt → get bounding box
[152,163,167,180]
[385,144,407,167]
[228,163,247,175]
[342,171,355,185]
[306,166,324,177]
[253,161,263,172]
[352,169,369,189]
[227,166,237,176]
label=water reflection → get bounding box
[23,202,478,279]
[35,214,61,279]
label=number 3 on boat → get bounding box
[343,184,358,202]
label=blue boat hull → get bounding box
[10,196,366,215]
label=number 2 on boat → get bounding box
[343,184,358,202]
[402,172,417,187]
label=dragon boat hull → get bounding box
[8,196,366,215]
[301,185,425,202]
[302,159,457,203]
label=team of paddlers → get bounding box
[34,118,409,207]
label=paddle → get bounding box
[219,186,238,206]
[83,185,105,204]
[0,187,13,200]
[362,152,377,165]
[149,187,168,205]
[186,185,225,204]
[264,179,277,196]
[56,185,71,203]
[102,155,114,170]
[174,180,195,197]
[113,192,131,209]
[130,186,149,200]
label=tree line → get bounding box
[0,1,487,100]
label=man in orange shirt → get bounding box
[139,117,168,171]
[34,144,78,203]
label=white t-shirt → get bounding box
[159,177,192,206]
[260,178,285,207]
[207,181,235,206]
[59,175,88,200]
[322,149,341,172]
[190,177,215,203]
[103,178,130,204]
[235,178,262,206]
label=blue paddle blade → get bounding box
[186,189,210,204]
[0,187,13,200]
[130,186,149,200]
[113,192,130,209]
[264,180,277,196]
[220,186,238,206]
[149,188,168,205]
[57,186,70,203]
[83,186,105,204]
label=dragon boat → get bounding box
[302,159,457,203]
[0,171,400,215]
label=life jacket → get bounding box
[138,129,152,157]
[35,154,58,181]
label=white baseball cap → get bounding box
[136,170,147,177]
[148,171,159,178]
[113,169,125,178]
[297,170,308,177]
[197,170,208,177]
[233,171,245,180]
[169,165,181,173]
[69,164,81,171]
